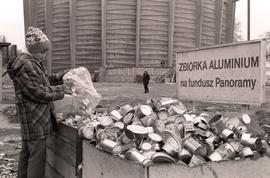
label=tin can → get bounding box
[141,142,152,151]
[152,143,161,151]
[242,137,262,151]
[159,98,178,108]
[241,114,251,124]
[168,105,186,115]
[123,113,134,125]
[183,122,196,135]
[119,104,134,116]
[125,148,152,166]
[151,99,162,111]
[193,115,208,126]
[177,148,192,165]
[225,117,241,130]
[229,140,243,153]
[261,140,270,157]
[148,133,163,143]
[141,113,157,127]
[99,115,113,127]
[145,127,154,133]
[110,110,123,121]
[183,137,207,157]
[132,116,143,126]
[114,121,124,130]
[240,147,254,158]
[209,143,236,161]
[157,108,169,121]
[220,128,234,140]
[79,125,94,140]
[162,143,178,157]
[240,133,252,145]
[99,139,121,155]
[235,125,248,138]
[153,119,166,133]
[137,105,153,118]
[183,114,194,122]
[188,155,206,167]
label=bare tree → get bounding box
[233,18,243,42]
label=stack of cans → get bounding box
[61,97,270,167]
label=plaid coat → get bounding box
[7,53,65,140]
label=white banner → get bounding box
[176,40,266,104]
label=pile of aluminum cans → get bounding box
[61,97,270,167]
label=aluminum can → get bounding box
[125,148,151,166]
[208,143,236,161]
[240,147,254,158]
[188,155,206,167]
[99,139,121,155]
[119,104,134,116]
[110,110,123,121]
[157,108,169,121]
[177,148,192,165]
[183,137,207,157]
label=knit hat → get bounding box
[25,27,50,53]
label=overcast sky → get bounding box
[0,0,270,49]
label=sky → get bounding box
[0,0,270,49]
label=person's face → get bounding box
[32,50,48,61]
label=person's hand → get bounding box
[64,80,73,95]
[56,69,70,80]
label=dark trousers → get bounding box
[143,83,149,93]
[17,139,46,178]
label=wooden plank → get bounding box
[69,0,76,68]
[195,0,203,47]
[168,0,175,67]
[46,135,77,166]
[46,148,76,178]
[46,162,64,178]
[45,0,53,75]
[57,123,80,142]
[215,0,223,44]
[102,0,107,67]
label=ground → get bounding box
[1,82,270,176]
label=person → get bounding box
[7,27,70,178]
[142,71,150,93]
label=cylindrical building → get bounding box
[23,0,235,74]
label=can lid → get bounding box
[141,142,152,151]
[148,133,163,142]
[140,105,153,116]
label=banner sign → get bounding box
[176,40,266,104]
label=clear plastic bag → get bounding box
[63,67,102,115]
